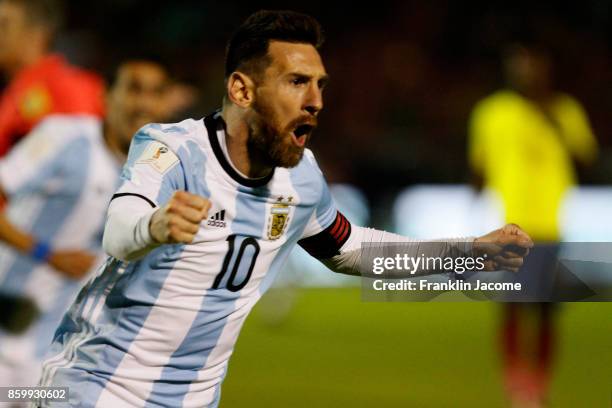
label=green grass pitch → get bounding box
[222,287,611,407]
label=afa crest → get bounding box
[267,203,291,240]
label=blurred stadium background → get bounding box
[2,0,611,406]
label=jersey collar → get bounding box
[204,111,275,188]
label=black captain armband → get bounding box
[298,211,351,259]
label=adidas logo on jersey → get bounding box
[207,210,226,228]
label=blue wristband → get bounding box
[30,241,52,262]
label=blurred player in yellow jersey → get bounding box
[469,43,598,408]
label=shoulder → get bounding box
[294,148,324,176]
[474,90,522,113]
[38,113,100,129]
[553,92,586,113]
[471,90,525,129]
[2,115,100,171]
[28,114,100,144]
[134,119,212,172]
[125,119,205,176]
[285,148,327,196]
[134,119,204,152]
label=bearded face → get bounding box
[241,41,326,169]
[248,97,316,168]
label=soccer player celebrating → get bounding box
[0,59,169,396]
[0,0,104,156]
[40,11,533,407]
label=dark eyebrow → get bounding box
[318,74,330,88]
[288,72,330,86]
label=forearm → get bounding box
[103,196,160,262]
[0,212,36,254]
[0,186,35,253]
[317,226,475,277]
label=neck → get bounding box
[515,86,553,105]
[221,105,274,179]
[103,123,128,162]
[6,44,47,78]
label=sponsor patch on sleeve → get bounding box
[136,141,179,173]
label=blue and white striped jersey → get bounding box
[0,115,120,360]
[41,112,339,407]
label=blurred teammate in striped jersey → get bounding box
[0,58,169,401]
[40,10,532,408]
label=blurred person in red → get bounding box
[469,42,598,408]
[0,0,103,156]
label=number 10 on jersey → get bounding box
[212,235,261,292]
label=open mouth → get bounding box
[292,124,314,147]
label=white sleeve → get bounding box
[299,216,475,277]
[324,226,475,277]
[103,195,160,261]
[295,152,475,277]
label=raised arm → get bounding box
[299,211,532,278]
[102,125,211,261]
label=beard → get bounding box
[249,100,314,168]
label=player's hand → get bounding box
[149,191,211,244]
[473,223,534,273]
[48,250,97,279]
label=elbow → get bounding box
[322,254,360,276]
[102,207,157,262]
[102,223,129,261]
[102,196,158,262]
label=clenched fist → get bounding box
[473,223,534,273]
[149,191,211,244]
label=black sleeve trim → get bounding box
[111,193,157,208]
[298,211,352,259]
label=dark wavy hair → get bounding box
[225,10,324,80]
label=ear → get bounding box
[227,72,255,108]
